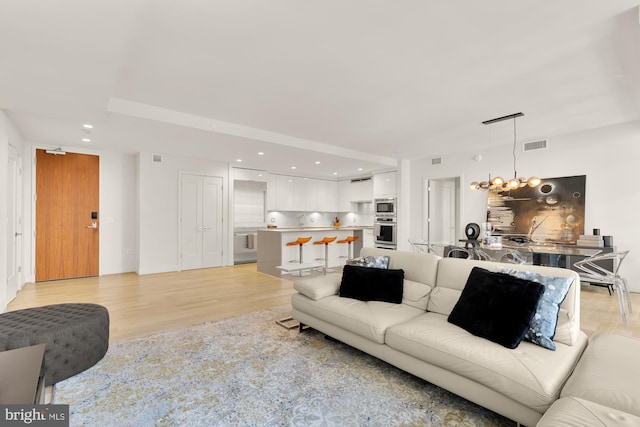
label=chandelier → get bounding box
[469,112,541,191]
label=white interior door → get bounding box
[6,144,21,301]
[181,174,203,270]
[426,178,457,244]
[180,174,223,270]
[202,176,223,268]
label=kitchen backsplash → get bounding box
[266,205,373,228]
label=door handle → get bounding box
[86,222,97,229]
[15,232,22,237]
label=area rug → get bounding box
[53,307,512,426]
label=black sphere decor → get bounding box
[465,223,481,240]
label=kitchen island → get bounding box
[257,227,371,277]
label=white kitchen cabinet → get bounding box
[325,181,338,212]
[311,179,324,212]
[293,177,308,211]
[276,175,295,211]
[363,228,375,248]
[373,171,397,197]
[338,180,353,212]
[267,175,340,212]
[350,178,373,202]
[266,174,278,210]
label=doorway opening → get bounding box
[423,176,461,244]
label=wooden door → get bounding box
[36,149,99,281]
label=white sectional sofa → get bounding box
[537,333,640,426]
[291,247,589,426]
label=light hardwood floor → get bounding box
[6,263,640,342]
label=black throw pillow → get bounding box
[448,267,545,349]
[339,265,404,304]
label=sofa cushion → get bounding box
[448,267,545,349]
[385,312,589,412]
[291,293,425,344]
[360,247,439,287]
[501,268,573,351]
[294,273,342,300]
[339,265,404,304]
[561,334,640,418]
[431,257,581,346]
[537,397,640,427]
[402,279,432,311]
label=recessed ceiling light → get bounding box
[258,152,264,155]
[236,159,242,162]
[333,172,338,175]
[82,138,91,143]
[82,124,93,130]
[315,161,320,165]
[357,168,363,171]
[291,166,297,170]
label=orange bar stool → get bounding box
[313,236,337,274]
[286,237,312,264]
[337,235,359,260]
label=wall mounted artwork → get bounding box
[487,175,586,245]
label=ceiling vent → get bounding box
[350,177,372,183]
[431,157,442,165]
[523,139,548,152]
[152,153,163,163]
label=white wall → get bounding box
[99,152,138,275]
[137,152,229,275]
[0,110,24,311]
[410,120,640,291]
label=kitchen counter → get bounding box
[257,227,369,277]
[261,226,372,232]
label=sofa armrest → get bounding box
[294,273,342,300]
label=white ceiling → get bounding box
[1,0,639,179]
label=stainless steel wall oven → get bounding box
[374,217,396,249]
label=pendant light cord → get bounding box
[512,116,517,178]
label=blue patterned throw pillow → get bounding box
[501,268,574,350]
[346,256,389,269]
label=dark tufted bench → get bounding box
[0,303,109,384]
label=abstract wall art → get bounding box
[487,175,586,245]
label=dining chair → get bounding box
[473,248,494,261]
[574,251,632,324]
[408,238,430,254]
[498,249,527,264]
[444,246,472,259]
[408,239,450,257]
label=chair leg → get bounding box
[620,277,633,315]
[614,279,628,325]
